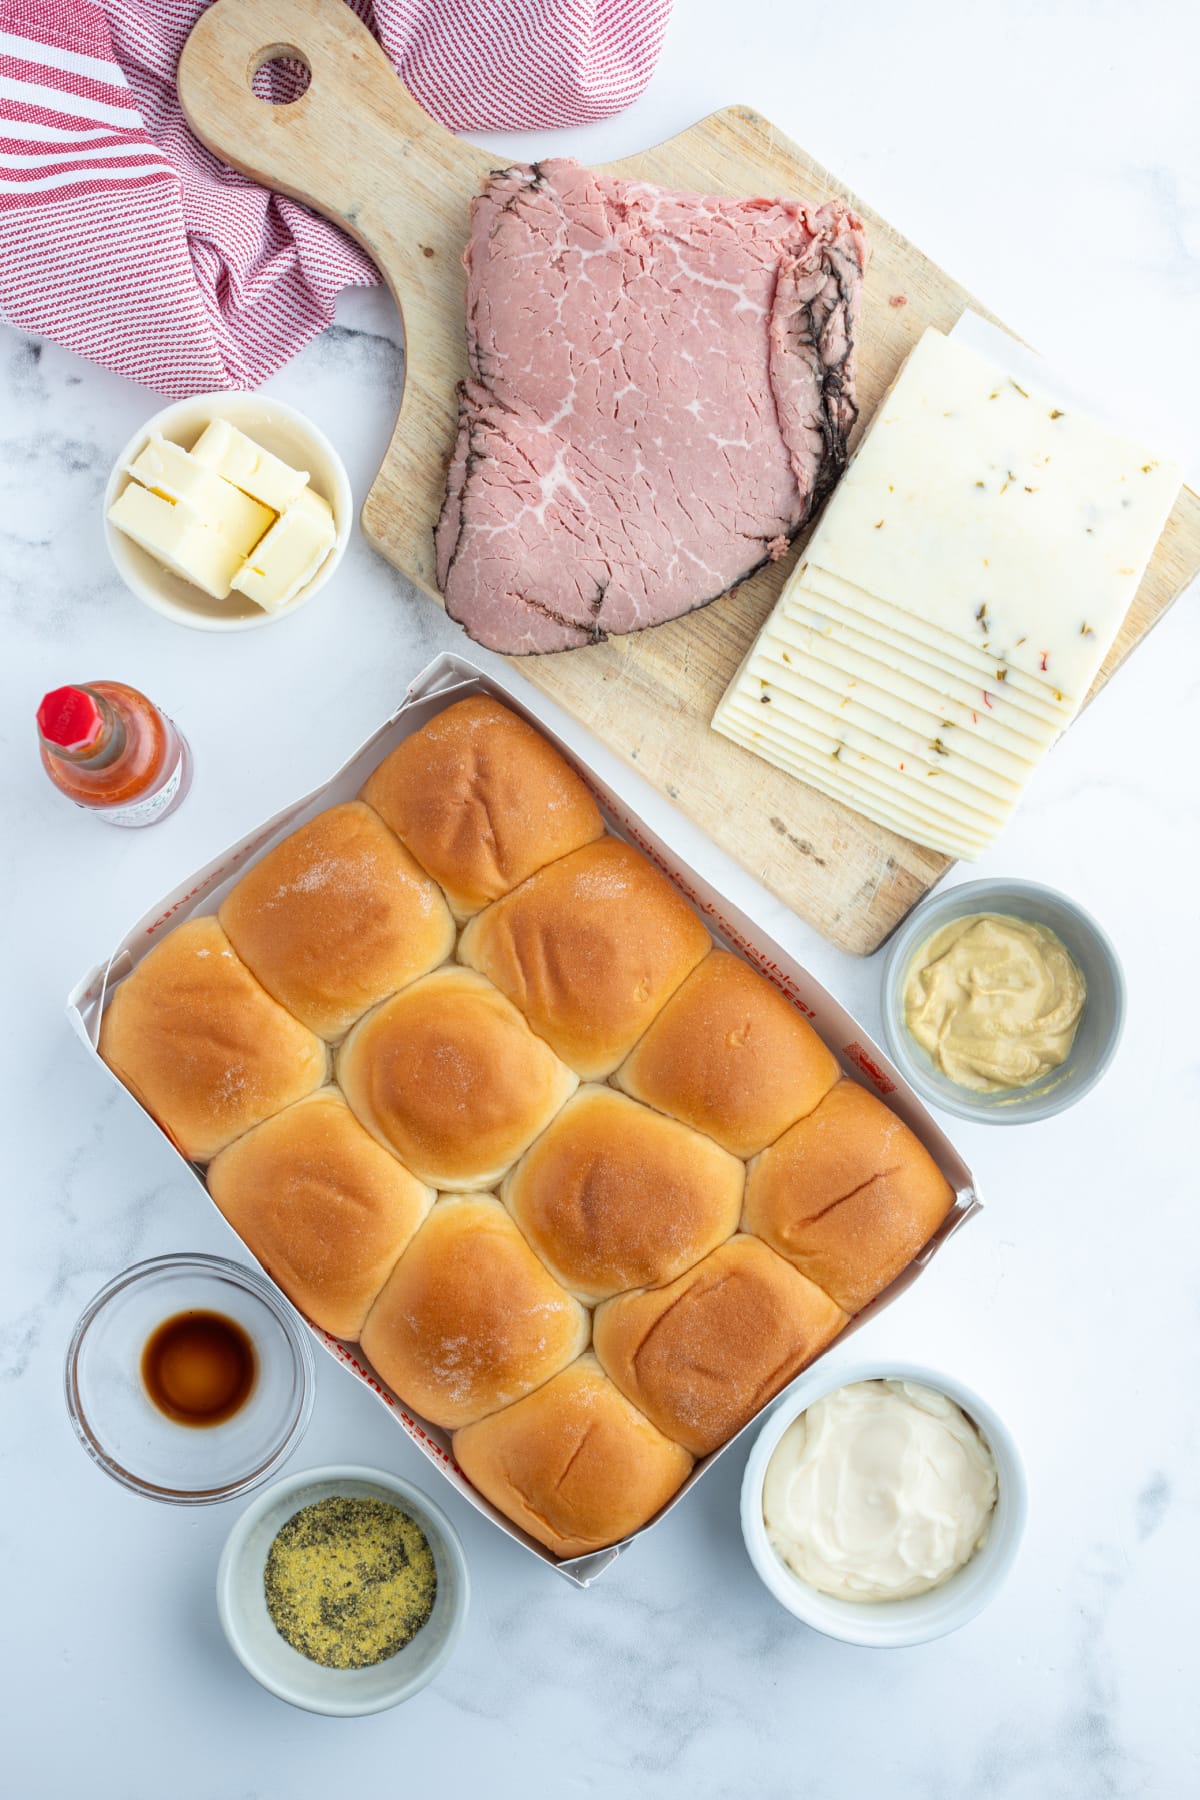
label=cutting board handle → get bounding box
[177,0,486,276]
[178,0,495,568]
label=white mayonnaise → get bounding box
[762,1380,998,1602]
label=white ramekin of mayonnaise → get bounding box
[740,1362,1026,1646]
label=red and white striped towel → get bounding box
[0,0,673,394]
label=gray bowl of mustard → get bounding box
[880,878,1125,1124]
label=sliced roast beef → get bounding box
[436,158,866,655]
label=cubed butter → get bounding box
[190,419,310,511]
[230,487,336,612]
[108,483,245,599]
[127,434,274,555]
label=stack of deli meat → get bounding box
[97,697,957,1560]
[714,329,1182,857]
[436,159,867,653]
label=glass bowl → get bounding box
[65,1253,315,1504]
[880,877,1125,1124]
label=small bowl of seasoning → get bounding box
[216,1465,469,1715]
[65,1253,315,1503]
[741,1360,1027,1646]
[880,877,1125,1123]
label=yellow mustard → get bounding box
[903,912,1086,1092]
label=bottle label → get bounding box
[99,752,184,828]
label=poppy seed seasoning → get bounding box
[263,1496,437,1669]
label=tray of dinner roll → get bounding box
[69,654,979,1585]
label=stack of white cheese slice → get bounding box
[713,328,1182,859]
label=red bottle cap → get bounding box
[37,685,104,751]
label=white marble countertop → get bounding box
[4,3,1198,1794]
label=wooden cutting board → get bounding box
[178,0,1200,954]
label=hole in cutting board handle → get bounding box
[249,43,312,106]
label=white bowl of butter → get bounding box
[104,394,352,630]
[740,1361,1026,1646]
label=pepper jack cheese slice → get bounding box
[719,698,993,846]
[759,613,1057,762]
[107,482,246,599]
[809,330,1181,700]
[744,649,1025,804]
[230,486,337,612]
[799,565,1068,720]
[719,704,998,858]
[725,750,991,862]
[717,704,993,862]
[783,578,1064,743]
[190,419,311,512]
[728,684,1009,833]
[126,435,274,556]
[714,327,1181,860]
[721,690,1003,842]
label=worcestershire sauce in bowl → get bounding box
[142,1310,256,1427]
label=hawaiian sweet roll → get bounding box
[217,801,454,1040]
[614,950,841,1157]
[359,695,604,917]
[98,917,327,1162]
[592,1236,848,1457]
[206,1090,433,1339]
[359,1195,589,1429]
[501,1086,743,1303]
[337,967,577,1187]
[743,1078,956,1313]
[453,1354,694,1558]
[458,837,712,1079]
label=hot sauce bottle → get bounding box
[37,681,191,827]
